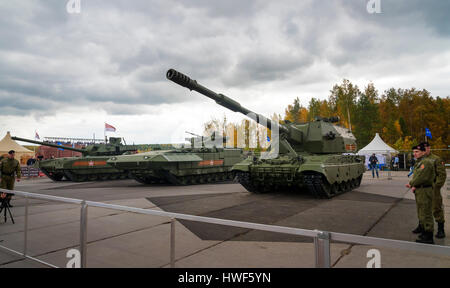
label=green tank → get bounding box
[12,136,141,182]
[166,69,365,198]
[107,132,242,185]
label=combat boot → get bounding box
[416,232,434,244]
[436,222,446,239]
[412,224,423,234]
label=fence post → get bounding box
[80,201,88,268]
[170,218,175,268]
[314,231,331,268]
[23,196,29,257]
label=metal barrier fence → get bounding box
[1,188,450,268]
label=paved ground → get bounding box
[0,170,449,268]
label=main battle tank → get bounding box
[166,69,365,198]
[107,132,242,185]
[12,136,140,182]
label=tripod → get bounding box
[0,198,14,224]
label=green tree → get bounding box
[329,79,359,129]
[307,98,321,121]
[353,84,380,148]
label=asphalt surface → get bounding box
[0,170,448,267]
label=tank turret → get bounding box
[12,136,139,156]
[12,136,86,153]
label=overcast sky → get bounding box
[1,0,449,145]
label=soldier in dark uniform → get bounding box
[0,150,21,207]
[424,142,447,238]
[406,143,435,244]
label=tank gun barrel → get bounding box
[167,69,288,133]
[12,136,87,154]
[185,131,202,137]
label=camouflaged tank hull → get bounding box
[36,156,129,182]
[107,148,242,185]
[233,154,365,198]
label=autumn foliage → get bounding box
[286,80,449,159]
[203,80,449,161]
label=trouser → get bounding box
[432,185,445,223]
[415,187,434,232]
[370,164,379,178]
[0,175,15,202]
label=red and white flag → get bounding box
[105,123,116,132]
[35,131,40,140]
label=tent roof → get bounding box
[0,131,34,153]
[357,133,398,155]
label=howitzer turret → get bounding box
[167,69,351,155]
[167,69,289,135]
[12,136,139,156]
[167,69,365,198]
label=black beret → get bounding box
[412,143,426,151]
[8,150,15,154]
[422,142,430,147]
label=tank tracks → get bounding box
[39,168,64,181]
[155,171,235,186]
[62,171,129,182]
[236,171,362,199]
[133,175,167,184]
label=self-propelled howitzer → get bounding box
[12,136,139,182]
[167,69,365,198]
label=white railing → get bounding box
[1,188,450,268]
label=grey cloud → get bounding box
[224,52,315,86]
[341,0,450,36]
[0,0,449,118]
[177,0,261,18]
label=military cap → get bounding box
[411,143,426,151]
[8,150,15,154]
[423,142,430,147]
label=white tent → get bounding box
[357,133,398,168]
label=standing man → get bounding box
[424,142,447,238]
[369,153,379,178]
[406,143,435,244]
[394,155,399,171]
[0,150,21,207]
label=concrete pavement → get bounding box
[0,170,449,268]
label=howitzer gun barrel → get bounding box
[12,136,87,154]
[167,69,288,133]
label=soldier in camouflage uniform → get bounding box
[406,143,435,244]
[424,142,447,238]
[0,150,21,207]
